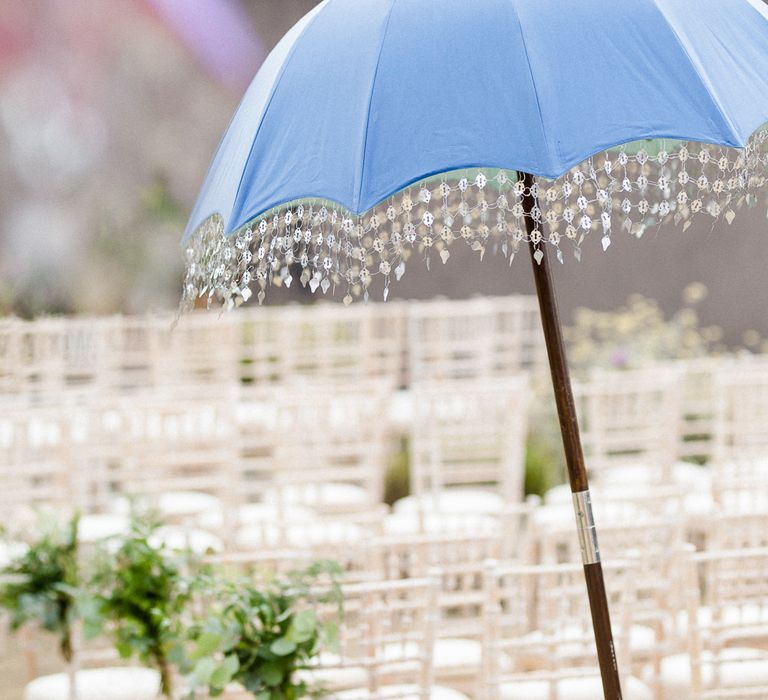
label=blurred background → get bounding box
[1,0,767,348]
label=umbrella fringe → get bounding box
[181,128,768,312]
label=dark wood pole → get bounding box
[519,171,623,700]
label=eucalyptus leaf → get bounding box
[290,610,317,639]
[223,654,240,675]
[191,631,223,660]
[186,562,342,699]
[92,514,190,699]
[270,638,297,656]
[193,657,217,685]
[260,661,285,687]
[0,513,80,664]
[210,663,235,690]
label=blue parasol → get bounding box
[181,3,768,698]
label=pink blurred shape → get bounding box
[142,0,265,91]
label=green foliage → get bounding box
[0,511,343,700]
[524,430,562,498]
[91,518,191,698]
[383,436,411,506]
[0,514,80,663]
[184,561,343,700]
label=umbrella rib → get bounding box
[506,0,555,174]
[226,1,332,236]
[353,0,398,213]
[648,0,743,147]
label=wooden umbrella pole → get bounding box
[519,171,623,700]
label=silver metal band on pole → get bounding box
[572,489,601,565]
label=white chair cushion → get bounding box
[543,484,573,504]
[77,514,129,543]
[237,519,365,548]
[156,491,221,517]
[199,503,316,529]
[330,684,469,700]
[265,483,370,508]
[24,668,160,700]
[675,604,768,635]
[593,462,711,490]
[521,623,656,661]
[669,462,712,489]
[0,540,27,568]
[651,648,768,698]
[382,638,488,670]
[298,653,368,691]
[531,500,645,529]
[433,638,483,668]
[307,640,492,692]
[148,526,222,554]
[680,491,715,517]
[720,489,768,512]
[499,675,652,700]
[393,488,505,515]
[111,491,221,519]
[383,511,499,537]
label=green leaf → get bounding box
[322,621,340,652]
[260,662,284,687]
[193,657,217,685]
[210,663,234,690]
[288,610,317,643]
[191,631,223,660]
[223,654,239,676]
[270,638,297,656]
[116,639,133,658]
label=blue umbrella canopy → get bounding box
[182,0,768,309]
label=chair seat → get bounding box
[532,500,646,529]
[382,638,488,670]
[383,511,499,536]
[520,623,657,663]
[24,667,160,700]
[650,648,768,699]
[394,488,505,515]
[329,684,469,700]
[237,519,366,548]
[265,482,370,509]
[0,540,27,567]
[112,491,221,519]
[680,491,715,517]
[720,489,768,512]
[675,604,768,637]
[433,638,483,669]
[299,657,369,691]
[499,674,652,700]
[156,491,221,517]
[148,526,223,554]
[303,640,489,692]
[199,502,316,529]
[77,514,129,543]
[597,462,711,489]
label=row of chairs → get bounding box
[0,377,531,526]
[0,296,545,398]
[578,358,768,482]
[4,309,768,469]
[5,360,768,521]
